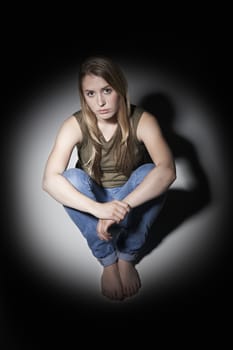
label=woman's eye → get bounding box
[86,91,95,97]
[104,88,112,94]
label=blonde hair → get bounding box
[78,56,136,185]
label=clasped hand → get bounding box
[96,200,130,241]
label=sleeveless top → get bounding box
[73,105,151,188]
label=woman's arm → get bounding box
[123,111,176,208]
[42,116,129,222]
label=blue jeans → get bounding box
[63,163,166,266]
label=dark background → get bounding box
[2,32,232,347]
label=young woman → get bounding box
[42,56,176,301]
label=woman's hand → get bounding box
[93,200,130,222]
[97,219,115,241]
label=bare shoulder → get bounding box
[137,111,162,142]
[62,114,81,130]
[56,114,83,145]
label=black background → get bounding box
[2,31,232,347]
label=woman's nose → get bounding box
[97,94,106,107]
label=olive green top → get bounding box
[73,105,150,188]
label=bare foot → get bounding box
[118,259,141,298]
[101,263,124,301]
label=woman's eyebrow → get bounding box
[84,85,111,92]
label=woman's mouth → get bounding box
[98,109,110,114]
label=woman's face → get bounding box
[82,74,120,121]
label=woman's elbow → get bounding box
[42,174,50,193]
[168,165,177,186]
[161,163,176,187]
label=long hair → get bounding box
[78,56,136,185]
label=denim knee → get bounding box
[133,163,155,185]
[138,163,155,173]
[63,168,91,191]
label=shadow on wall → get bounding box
[136,92,212,263]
